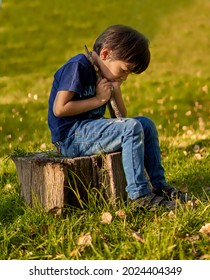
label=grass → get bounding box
[0,0,210,260]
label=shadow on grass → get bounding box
[0,189,25,226]
[185,139,210,152]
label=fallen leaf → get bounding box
[101,212,112,224]
[69,232,92,257]
[193,144,200,153]
[115,209,126,219]
[185,235,200,242]
[185,110,191,116]
[77,232,92,247]
[201,85,208,94]
[194,153,202,160]
[168,210,176,219]
[199,223,210,235]
[199,254,210,260]
[157,98,165,105]
[186,199,199,208]
[131,232,145,243]
[200,147,207,155]
[4,183,12,190]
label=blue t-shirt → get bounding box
[48,54,106,143]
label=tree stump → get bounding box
[11,151,127,212]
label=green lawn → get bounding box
[0,0,209,260]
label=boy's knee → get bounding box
[125,118,143,135]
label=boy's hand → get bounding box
[111,81,122,91]
[96,78,112,104]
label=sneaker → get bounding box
[130,193,177,212]
[153,185,193,203]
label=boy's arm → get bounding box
[108,82,127,118]
[53,78,112,117]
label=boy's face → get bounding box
[98,48,131,82]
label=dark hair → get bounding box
[93,25,150,74]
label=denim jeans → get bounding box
[58,116,166,199]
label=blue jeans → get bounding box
[58,116,166,199]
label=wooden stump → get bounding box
[11,151,127,212]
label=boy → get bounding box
[48,25,191,211]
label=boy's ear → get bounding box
[100,48,111,60]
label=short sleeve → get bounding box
[56,61,87,95]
